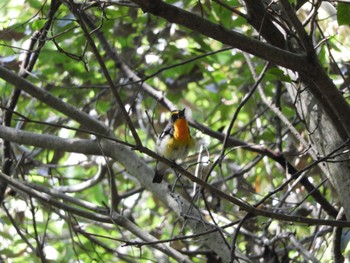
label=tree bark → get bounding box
[286,73,350,219]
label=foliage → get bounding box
[0,0,349,262]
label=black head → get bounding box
[170,108,186,123]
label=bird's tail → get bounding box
[153,161,168,183]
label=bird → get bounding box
[153,108,195,183]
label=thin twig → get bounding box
[2,203,36,253]
[203,62,270,182]
[67,0,142,147]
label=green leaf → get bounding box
[265,67,291,82]
[337,3,350,25]
[27,0,43,9]
[31,19,46,30]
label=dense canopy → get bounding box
[0,0,350,262]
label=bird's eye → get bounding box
[171,111,179,121]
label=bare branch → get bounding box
[0,65,111,136]
[0,124,347,228]
[67,0,142,146]
[129,0,309,72]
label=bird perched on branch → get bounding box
[153,108,195,183]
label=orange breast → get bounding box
[173,118,190,143]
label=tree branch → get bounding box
[279,0,314,54]
[67,0,142,147]
[0,124,347,228]
[1,0,62,204]
[0,171,193,263]
[129,0,350,145]
[129,0,309,72]
[0,66,111,136]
